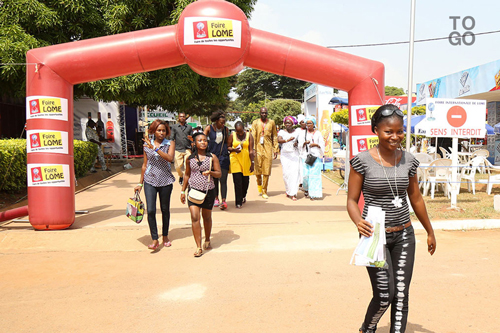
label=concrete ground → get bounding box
[1,160,499,333]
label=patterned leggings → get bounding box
[360,226,416,333]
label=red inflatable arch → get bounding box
[13,0,384,229]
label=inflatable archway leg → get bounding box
[26,60,75,230]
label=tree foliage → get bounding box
[385,86,405,96]
[238,99,301,126]
[410,105,426,115]
[235,68,311,106]
[0,0,256,115]
[330,108,349,125]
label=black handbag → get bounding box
[304,129,317,166]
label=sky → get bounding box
[247,0,500,95]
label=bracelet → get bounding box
[181,191,185,194]
[137,183,143,187]
[251,161,255,163]
[154,147,160,152]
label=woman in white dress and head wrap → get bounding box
[278,116,300,201]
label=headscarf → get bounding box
[297,114,305,123]
[283,116,298,125]
[305,116,316,127]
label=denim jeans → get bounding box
[360,226,416,333]
[143,182,173,240]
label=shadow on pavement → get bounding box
[376,323,436,333]
[211,229,240,249]
[71,205,115,229]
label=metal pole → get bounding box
[406,0,416,151]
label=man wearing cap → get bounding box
[170,112,193,185]
[251,107,278,199]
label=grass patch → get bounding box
[323,169,500,221]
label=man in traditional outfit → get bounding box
[251,107,278,199]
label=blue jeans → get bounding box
[143,182,173,240]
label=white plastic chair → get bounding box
[483,159,500,195]
[414,153,434,164]
[459,157,485,195]
[471,149,489,158]
[470,149,489,173]
[424,158,452,199]
[438,146,451,159]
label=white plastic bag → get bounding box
[350,206,388,269]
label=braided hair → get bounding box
[189,131,212,162]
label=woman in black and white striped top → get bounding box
[347,104,436,333]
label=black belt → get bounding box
[385,221,412,233]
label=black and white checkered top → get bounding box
[144,139,176,187]
[350,150,419,228]
[188,154,215,191]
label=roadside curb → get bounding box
[414,219,500,231]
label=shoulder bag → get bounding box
[304,130,317,166]
[188,157,213,204]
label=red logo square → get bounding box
[194,21,208,39]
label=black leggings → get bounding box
[213,168,229,200]
[360,226,416,333]
[232,172,249,206]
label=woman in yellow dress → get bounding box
[228,121,255,208]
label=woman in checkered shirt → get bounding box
[134,120,176,251]
[181,132,222,257]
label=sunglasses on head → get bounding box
[381,108,404,117]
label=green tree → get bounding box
[385,86,405,96]
[0,0,256,115]
[235,68,311,106]
[410,105,426,115]
[237,98,301,126]
[239,100,266,124]
[331,108,349,125]
[266,99,302,126]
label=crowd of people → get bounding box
[133,107,326,256]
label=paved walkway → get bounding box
[1,160,499,332]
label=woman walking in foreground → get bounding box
[135,119,176,251]
[346,104,436,333]
[180,132,221,257]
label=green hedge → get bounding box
[0,139,98,193]
[74,140,98,178]
[0,139,27,192]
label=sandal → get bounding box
[292,196,297,201]
[163,241,172,247]
[304,191,309,197]
[203,241,212,250]
[194,248,203,257]
[148,241,159,250]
